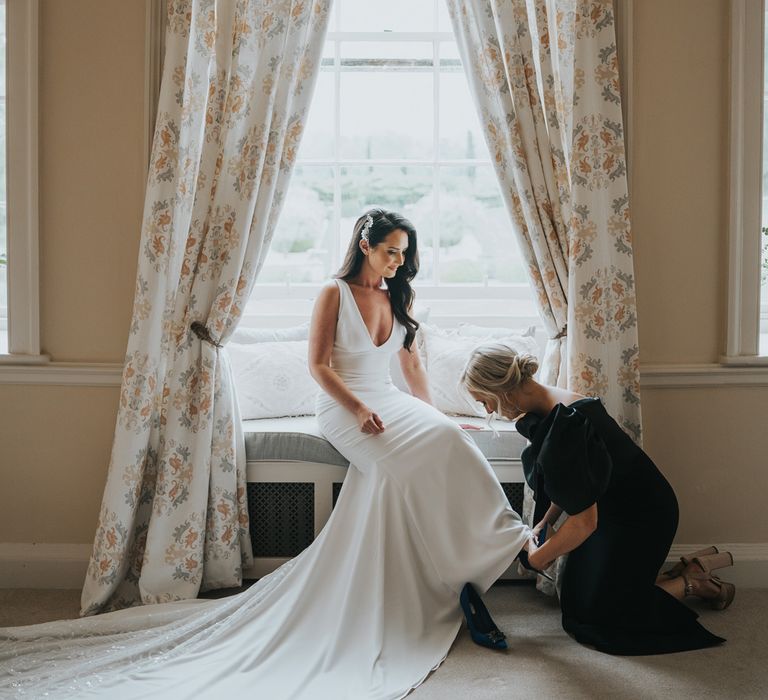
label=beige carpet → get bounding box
[1,583,766,699]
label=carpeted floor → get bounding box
[1,582,766,699]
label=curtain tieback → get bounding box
[191,321,223,349]
[551,324,567,341]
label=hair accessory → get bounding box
[360,214,374,243]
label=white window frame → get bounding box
[144,0,165,174]
[0,0,47,364]
[250,1,537,329]
[723,0,768,364]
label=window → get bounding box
[725,0,768,363]
[0,0,42,363]
[245,0,537,329]
[762,3,768,355]
[1,0,7,354]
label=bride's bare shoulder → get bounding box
[312,280,341,315]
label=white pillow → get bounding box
[420,324,540,416]
[227,339,317,419]
[457,323,536,338]
[230,322,309,344]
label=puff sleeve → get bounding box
[538,404,612,515]
[519,403,613,516]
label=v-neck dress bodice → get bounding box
[325,278,404,392]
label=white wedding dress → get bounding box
[0,278,530,700]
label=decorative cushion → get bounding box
[419,324,540,417]
[230,322,310,344]
[227,339,317,419]
[457,323,536,338]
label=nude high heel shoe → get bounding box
[662,545,719,579]
[683,571,736,611]
[689,551,734,575]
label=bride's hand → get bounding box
[356,406,385,434]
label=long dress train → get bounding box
[0,278,530,699]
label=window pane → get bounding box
[296,71,334,160]
[340,165,434,283]
[437,1,453,33]
[438,166,527,285]
[1,0,7,354]
[439,58,487,160]
[340,41,432,62]
[339,0,434,32]
[260,166,334,284]
[339,71,433,159]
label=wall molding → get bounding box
[0,362,123,386]
[0,543,92,590]
[2,542,766,590]
[3,362,768,389]
[640,363,768,388]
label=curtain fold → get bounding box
[448,0,641,592]
[81,0,331,615]
[447,0,641,432]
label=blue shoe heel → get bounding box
[516,525,554,581]
[459,583,507,651]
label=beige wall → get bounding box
[0,0,766,546]
[631,0,768,544]
[0,0,144,542]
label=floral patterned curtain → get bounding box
[447,0,640,593]
[447,0,640,437]
[81,0,331,615]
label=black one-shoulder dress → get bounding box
[516,397,725,655]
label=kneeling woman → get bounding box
[461,343,733,655]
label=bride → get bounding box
[0,208,533,699]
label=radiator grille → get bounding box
[501,482,525,515]
[247,479,525,559]
[247,482,314,557]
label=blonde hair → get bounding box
[460,342,539,415]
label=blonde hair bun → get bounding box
[461,342,539,398]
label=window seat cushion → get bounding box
[242,415,527,466]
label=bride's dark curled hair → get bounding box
[335,208,420,351]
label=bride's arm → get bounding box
[309,283,385,434]
[397,345,433,405]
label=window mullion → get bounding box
[433,33,440,287]
[333,35,342,273]
[326,31,454,42]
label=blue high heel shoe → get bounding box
[459,583,507,651]
[516,524,554,581]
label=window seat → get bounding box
[242,414,528,465]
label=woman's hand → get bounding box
[527,542,554,572]
[356,406,385,434]
[531,520,547,545]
